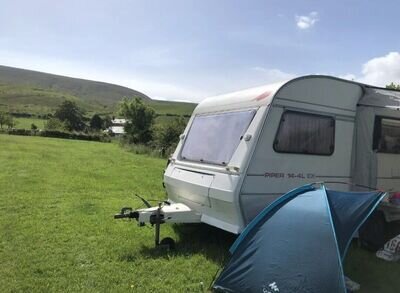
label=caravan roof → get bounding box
[195,75,400,114]
[194,81,286,114]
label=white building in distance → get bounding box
[107,118,126,135]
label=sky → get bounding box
[1,0,400,102]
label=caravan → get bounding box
[115,75,400,240]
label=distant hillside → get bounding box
[0,65,196,116]
[0,65,150,105]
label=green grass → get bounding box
[0,83,196,119]
[344,244,400,292]
[0,134,398,292]
[14,117,46,129]
[0,65,150,106]
[0,135,227,292]
[147,100,196,116]
[0,84,105,115]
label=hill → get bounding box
[0,65,196,117]
[0,65,150,105]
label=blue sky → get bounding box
[1,0,400,102]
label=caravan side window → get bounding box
[273,111,335,155]
[373,117,400,153]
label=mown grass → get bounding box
[0,135,229,292]
[14,117,46,129]
[0,134,398,292]
[344,244,400,292]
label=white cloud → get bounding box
[359,52,400,86]
[334,52,400,87]
[295,12,319,30]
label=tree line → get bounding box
[44,100,111,132]
[119,97,187,155]
[38,97,187,155]
[0,112,15,129]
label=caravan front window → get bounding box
[180,110,256,165]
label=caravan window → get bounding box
[274,111,335,155]
[373,117,400,153]
[180,109,256,165]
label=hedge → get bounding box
[5,128,111,142]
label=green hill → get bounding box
[0,65,196,117]
[0,65,150,105]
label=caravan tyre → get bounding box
[160,237,176,250]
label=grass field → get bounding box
[14,117,46,129]
[147,100,195,116]
[0,134,399,292]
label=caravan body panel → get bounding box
[164,82,285,233]
[163,75,400,233]
[240,77,363,223]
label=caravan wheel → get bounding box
[160,237,176,250]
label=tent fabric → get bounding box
[326,189,384,260]
[213,184,385,293]
[351,87,400,190]
[230,184,315,254]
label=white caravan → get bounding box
[115,75,400,241]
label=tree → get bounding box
[0,112,6,129]
[103,115,112,129]
[386,82,400,90]
[0,112,15,129]
[31,123,38,130]
[119,97,156,144]
[45,118,66,131]
[54,100,85,131]
[90,114,104,131]
[5,115,15,129]
[154,116,187,150]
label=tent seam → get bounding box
[322,184,347,293]
[340,191,387,261]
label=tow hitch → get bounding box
[113,207,139,220]
[114,197,201,249]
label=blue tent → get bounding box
[213,184,386,293]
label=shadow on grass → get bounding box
[123,223,237,265]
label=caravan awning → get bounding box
[359,87,400,109]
